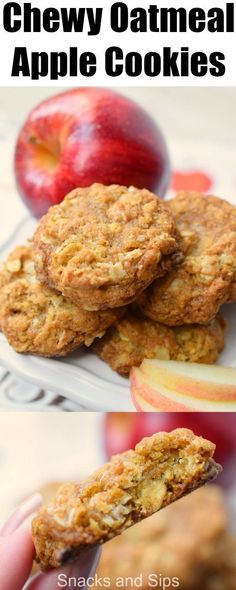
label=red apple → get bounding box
[14,88,171,217]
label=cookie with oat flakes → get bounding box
[139,192,236,325]
[33,183,182,311]
[93,311,226,375]
[32,428,221,570]
[0,245,121,356]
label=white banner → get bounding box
[0,0,235,86]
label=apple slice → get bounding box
[130,359,236,412]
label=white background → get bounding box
[0,413,102,524]
[0,0,236,86]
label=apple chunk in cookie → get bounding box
[32,428,221,570]
[33,183,182,311]
[0,245,122,357]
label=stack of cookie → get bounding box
[95,190,236,374]
[0,184,235,369]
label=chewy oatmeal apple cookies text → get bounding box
[94,311,226,375]
[0,245,122,356]
[139,192,236,325]
[32,429,221,570]
[33,184,182,311]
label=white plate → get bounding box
[0,216,236,411]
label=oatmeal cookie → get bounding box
[93,312,226,375]
[32,429,221,570]
[95,485,228,590]
[0,245,121,356]
[139,192,236,325]
[33,184,182,311]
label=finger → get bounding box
[0,518,35,590]
[26,546,101,590]
[1,494,42,537]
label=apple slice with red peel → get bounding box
[130,359,236,412]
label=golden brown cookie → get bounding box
[33,184,182,311]
[139,192,236,325]
[95,485,228,590]
[93,311,226,375]
[32,428,221,570]
[0,245,122,357]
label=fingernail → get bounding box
[20,511,39,532]
[1,493,42,536]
